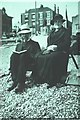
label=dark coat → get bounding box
[35,27,71,85]
[16,39,41,58]
[47,27,71,52]
[10,39,41,83]
[15,39,41,65]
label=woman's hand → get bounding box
[42,49,50,54]
[42,45,57,54]
[47,45,57,51]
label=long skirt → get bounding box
[34,51,69,85]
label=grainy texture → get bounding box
[0,42,80,119]
[0,77,79,119]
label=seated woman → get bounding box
[34,14,71,87]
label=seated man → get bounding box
[35,14,71,87]
[8,28,41,93]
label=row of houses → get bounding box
[0,7,13,39]
[0,2,80,39]
[20,4,72,35]
[21,4,57,34]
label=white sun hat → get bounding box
[17,24,31,35]
[17,29,31,35]
[20,24,29,30]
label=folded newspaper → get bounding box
[13,50,27,54]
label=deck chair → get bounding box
[65,42,79,85]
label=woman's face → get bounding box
[54,20,63,29]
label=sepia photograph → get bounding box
[0,0,80,119]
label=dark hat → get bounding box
[54,14,65,22]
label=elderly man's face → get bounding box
[54,20,63,29]
[21,33,31,42]
[21,34,25,40]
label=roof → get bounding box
[2,13,13,18]
[28,7,53,13]
[72,15,78,18]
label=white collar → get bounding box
[55,28,59,32]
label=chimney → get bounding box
[57,7,59,14]
[40,4,43,8]
[54,4,56,13]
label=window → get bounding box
[32,22,35,26]
[47,19,50,25]
[32,14,35,19]
[25,13,28,18]
[39,12,43,19]
[25,17,28,20]
[40,20,43,25]
[47,11,50,18]
[75,24,78,30]
[25,19,28,22]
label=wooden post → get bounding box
[35,1,37,35]
[78,1,80,32]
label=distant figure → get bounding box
[76,32,80,54]
[71,32,80,55]
[76,32,80,77]
[8,28,41,93]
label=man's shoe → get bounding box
[15,84,25,93]
[7,83,17,91]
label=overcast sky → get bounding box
[0,0,79,28]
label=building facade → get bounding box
[0,7,13,38]
[78,1,80,32]
[72,1,80,35]
[21,5,56,34]
[0,9,2,39]
[72,15,78,35]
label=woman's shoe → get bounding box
[47,83,57,89]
